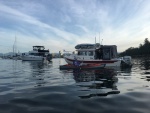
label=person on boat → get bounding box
[73,57,80,67]
[99,47,103,59]
[95,49,99,59]
[97,49,100,59]
[95,47,103,59]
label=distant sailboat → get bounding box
[12,35,17,60]
[12,34,21,60]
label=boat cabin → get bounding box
[75,44,118,60]
[22,46,49,57]
[99,45,117,60]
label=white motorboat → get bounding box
[22,46,52,61]
[64,43,132,67]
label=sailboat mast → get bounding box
[13,45,14,56]
[13,34,17,56]
[15,36,17,54]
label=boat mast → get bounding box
[13,34,17,57]
[13,43,14,57]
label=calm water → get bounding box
[0,58,150,113]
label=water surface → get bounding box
[0,58,150,113]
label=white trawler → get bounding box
[22,46,52,61]
[63,43,132,67]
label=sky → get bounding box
[0,0,150,53]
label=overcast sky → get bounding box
[0,0,150,53]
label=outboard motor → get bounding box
[121,56,132,67]
[123,56,132,64]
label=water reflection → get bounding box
[72,68,120,99]
[139,57,150,70]
[22,61,53,87]
[121,67,132,73]
[134,57,150,81]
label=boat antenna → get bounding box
[95,36,96,44]
[99,32,100,44]
[101,39,103,45]
[15,34,17,54]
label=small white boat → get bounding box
[64,43,132,67]
[22,46,52,61]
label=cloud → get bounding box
[0,0,150,53]
[0,2,81,52]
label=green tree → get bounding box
[119,38,150,57]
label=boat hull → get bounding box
[64,57,121,67]
[22,55,44,61]
[60,64,105,70]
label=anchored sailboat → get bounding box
[12,34,21,60]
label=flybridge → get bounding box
[33,46,45,50]
[75,43,100,49]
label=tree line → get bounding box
[119,38,150,57]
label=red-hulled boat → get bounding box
[59,63,105,70]
[63,43,121,67]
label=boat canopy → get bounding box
[75,44,95,49]
[75,43,101,49]
[76,49,95,51]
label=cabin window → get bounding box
[78,51,87,56]
[29,53,40,56]
[88,51,93,56]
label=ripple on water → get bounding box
[0,59,150,113]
